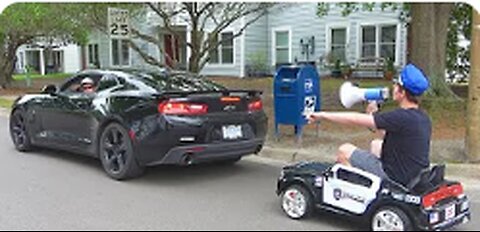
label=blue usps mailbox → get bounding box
[274,64,321,141]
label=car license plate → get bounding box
[445,204,456,220]
[222,125,242,140]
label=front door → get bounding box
[164,34,180,68]
[38,74,99,149]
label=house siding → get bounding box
[200,19,244,77]
[244,14,269,76]
[87,30,110,69]
[62,44,82,73]
[82,3,407,78]
[263,3,406,73]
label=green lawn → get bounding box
[0,98,14,109]
[210,76,465,139]
[13,73,71,81]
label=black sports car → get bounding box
[9,69,267,180]
[276,162,470,231]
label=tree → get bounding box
[409,3,457,98]
[446,3,472,83]
[139,3,275,73]
[0,3,89,87]
[465,9,480,162]
[317,3,461,99]
[75,3,276,74]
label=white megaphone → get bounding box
[339,82,389,108]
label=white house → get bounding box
[15,41,82,75]
[16,3,407,78]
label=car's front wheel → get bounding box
[281,185,313,219]
[371,206,412,231]
[10,110,32,152]
[99,123,145,180]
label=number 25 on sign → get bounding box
[108,8,130,38]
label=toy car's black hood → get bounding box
[282,161,332,175]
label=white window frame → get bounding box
[271,26,292,66]
[87,43,99,66]
[360,25,377,59]
[356,21,401,66]
[379,25,398,63]
[325,23,350,64]
[207,30,236,67]
[110,39,131,67]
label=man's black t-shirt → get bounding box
[373,108,431,186]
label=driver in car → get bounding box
[307,64,431,186]
[80,77,96,94]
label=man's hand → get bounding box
[304,112,324,124]
[366,101,379,115]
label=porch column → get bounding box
[22,52,27,73]
[186,25,191,70]
[39,49,45,75]
[240,16,245,78]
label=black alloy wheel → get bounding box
[99,123,144,180]
[10,110,32,152]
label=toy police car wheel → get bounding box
[371,206,412,231]
[281,185,313,219]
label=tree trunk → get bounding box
[0,42,18,88]
[409,3,457,98]
[188,54,200,73]
[188,28,202,73]
[465,9,480,163]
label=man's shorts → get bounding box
[350,149,389,179]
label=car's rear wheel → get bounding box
[99,123,145,180]
[371,206,412,231]
[10,110,32,152]
[281,185,313,219]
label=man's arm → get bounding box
[309,112,376,128]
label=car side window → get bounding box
[60,74,101,93]
[96,74,120,92]
[60,75,82,93]
[337,169,373,188]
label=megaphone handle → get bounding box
[365,101,380,133]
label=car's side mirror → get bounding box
[42,84,57,95]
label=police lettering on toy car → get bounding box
[333,188,366,204]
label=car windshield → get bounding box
[130,71,227,92]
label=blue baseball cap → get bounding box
[396,64,429,96]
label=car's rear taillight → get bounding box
[221,96,241,103]
[158,101,208,115]
[422,184,464,208]
[248,100,263,112]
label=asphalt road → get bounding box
[0,116,477,230]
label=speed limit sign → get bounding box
[108,8,130,38]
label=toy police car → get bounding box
[276,162,470,231]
